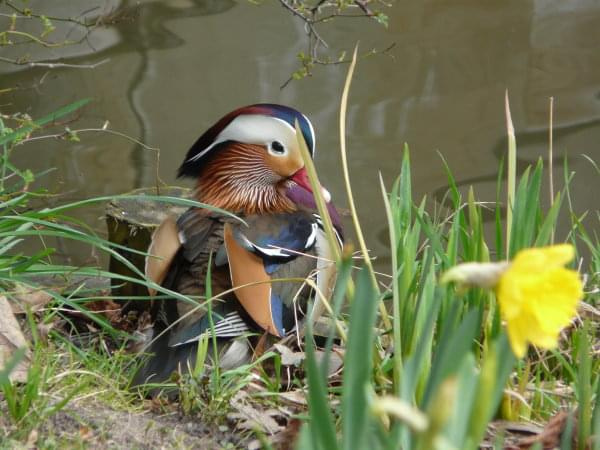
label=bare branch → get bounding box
[5,0,93,27]
[19,127,160,152]
[276,0,392,87]
[0,56,110,70]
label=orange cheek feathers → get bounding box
[223,224,283,337]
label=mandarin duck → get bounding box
[132,104,343,390]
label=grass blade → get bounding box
[306,318,339,450]
[341,267,379,450]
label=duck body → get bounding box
[132,104,342,391]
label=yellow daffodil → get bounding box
[442,244,583,358]
[495,244,582,357]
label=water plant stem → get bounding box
[339,45,392,331]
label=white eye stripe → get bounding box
[274,115,316,155]
[271,117,296,133]
[187,141,217,162]
[187,115,298,162]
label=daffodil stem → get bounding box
[548,96,555,244]
[505,91,516,257]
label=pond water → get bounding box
[2,0,600,269]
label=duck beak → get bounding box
[290,167,331,202]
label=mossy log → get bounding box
[105,187,190,313]
[24,274,110,295]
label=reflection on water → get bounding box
[1,0,600,269]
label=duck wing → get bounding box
[224,212,322,337]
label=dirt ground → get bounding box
[1,398,247,449]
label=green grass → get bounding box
[0,89,598,450]
[298,143,598,449]
[295,54,598,450]
[0,103,187,444]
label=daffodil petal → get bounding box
[495,244,582,358]
[505,314,529,358]
[511,244,574,271]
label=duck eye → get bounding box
[270,141,285,155]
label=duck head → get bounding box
[178,104,334,217]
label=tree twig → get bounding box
[277,0,391,87]
[5,0,93,27]
[0,56,110,70]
